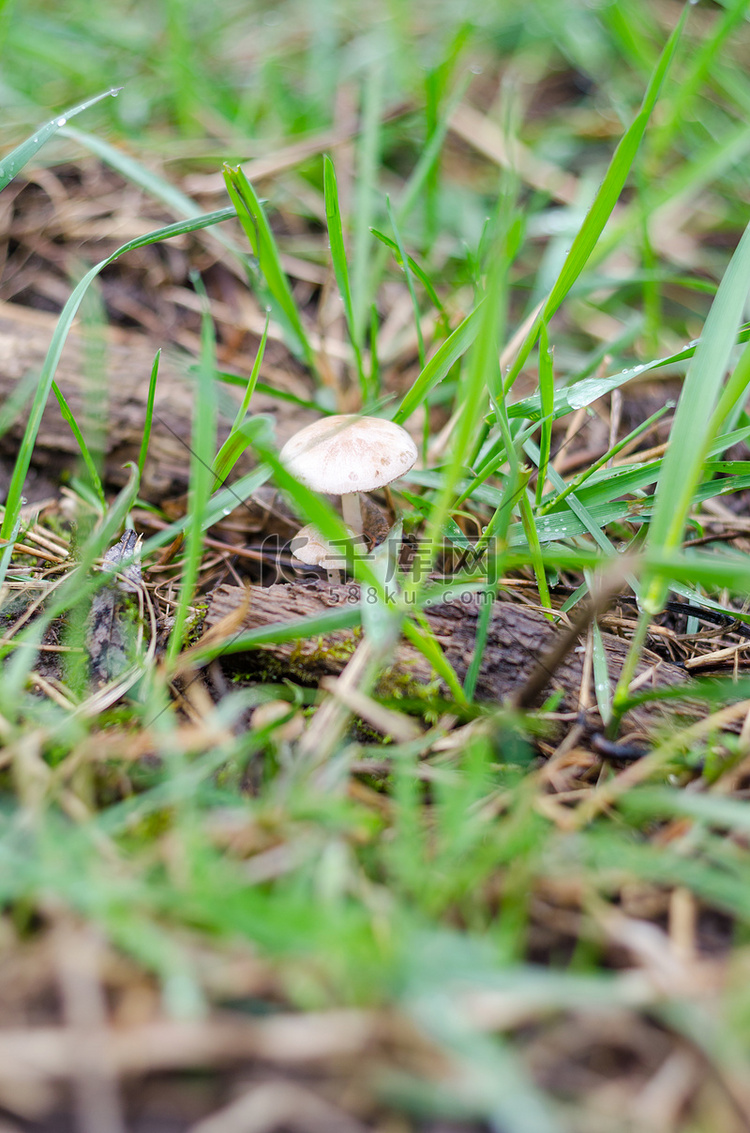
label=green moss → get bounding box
[185,604,209,646]
[375,665,442,702]
[223,631,444,710]
[289,631,359,669]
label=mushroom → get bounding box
[279,414,418,535]
[289,521,354,583]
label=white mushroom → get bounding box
[279,414,418,534]
[290,522,355,583]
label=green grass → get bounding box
[4,1,750,1129]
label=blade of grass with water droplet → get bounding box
[538,403,673,516]
[0,87,121,192]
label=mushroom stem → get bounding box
[341,492,363,535]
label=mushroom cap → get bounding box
[290,523,354,568]
[279,414,418,496]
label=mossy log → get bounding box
[206,580,688,734]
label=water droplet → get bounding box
[110,88,120,97]
[56,117,67,127]
[469,63,483,75]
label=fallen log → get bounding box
[205,580,688,733]
[0,301,316,502]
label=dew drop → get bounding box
[469,63,483,75]
[56,117,67,127]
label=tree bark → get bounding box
[206,580,687,733]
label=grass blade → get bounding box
[370,227,449,330]
[538,403,673,516]
[189,604,363,664]
[653,0,750,159]
[0,207,234,541]
[223,164,317,374]
[230,311,270,432]
[0,512,21,592]
[61,124,243,262]
[394,301,485,426]
[368,76,470,297]
[0,87,121,192]
[518,473,552,615]
[462,590,494,700]
[140,465,273,558]
[591,618,613,725]
[643,235,750,615]
[402,617,468,705]
[138,350,161,483]
[405,260,505,605]
[0,464,142,704]
[535,323,554,506]
[502,4,690,396]
[352,62,383,346]
[51,380,105,508]
[167,278,218,662]
[386,197,426,370]
[211,313,274,485]
[323,154,366,398]
[212,415,273,488]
